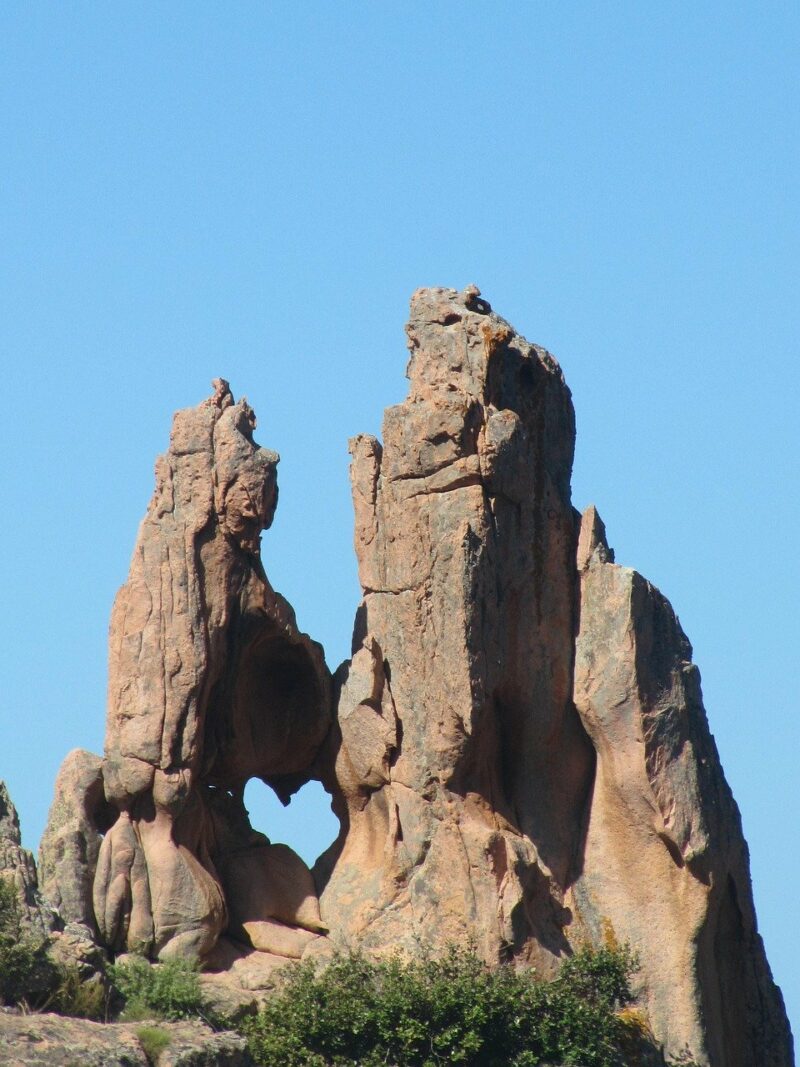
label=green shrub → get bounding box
[0,876,58,1008]
[52,962,108,1020]
[135,1024,172,1063]
[110,956,205,1021]
[241,942,643,1067]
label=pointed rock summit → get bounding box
[41,289,793,1066]
[572,506,788,1063]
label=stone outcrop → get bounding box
[39,749,113,935]
[0,1010,253,1067]
[316,286,594,969]
[571,507,791,1067]
[1,781,106,1004]
[36,289,793,1066]
[313,287,792,1065]
[0,783,57,940]
[87,380,331,965]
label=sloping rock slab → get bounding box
[0,1010,147,1067]
[0,1010,252,1067]
[156,1020,252,1066]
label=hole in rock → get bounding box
[243,778,339,869]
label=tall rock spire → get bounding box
[571,504,791,1065]
[318,285,594,964]
[316,286,792,1065]
[93,381,331,962]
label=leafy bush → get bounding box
[0,876,58,1008]
[52,962,108,1020]
[241,942,643,1067]
[554,941,637,1008]
[110,956,205,1021]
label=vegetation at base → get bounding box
[135,1024,172,1062]
[0,876,58,1009]
[241,941,644,1067]
[51,962,108,1019]
[0,877,109,1018]
[110,955,205,1021]
[0,876,205,1024]
[0,881,660,1066]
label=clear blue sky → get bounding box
[1,3,797,1045]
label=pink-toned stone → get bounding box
[39,292,793,1065]
[93,380,332,962]
[569,505,791,1066]
[227,949,289,991]
[222,840,326,939]
[241,918,320,958]
[0,782,57,939]
[318,287,593,969]
[314,288,792,1065]
[39,749,114,935]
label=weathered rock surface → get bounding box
[0,783,57,939]
[317,285,594,971]
[36,287,794,1066]
[91,380,331,965]
[314,287,792,1065]
[570,506,791,1067]
[0,1009,253,1066]
[39,749,114,933]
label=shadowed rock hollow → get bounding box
[40,289,793,1067]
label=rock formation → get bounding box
[313,288,793,1065]
[83,380,330,969]
[38,291,793,1066]
[572,506,790,1066]
[0,1010,253,1066]
[316,285,594,967]
[0,783,57,940]
[38,749,113,936]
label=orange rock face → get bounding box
[316,286,594,970]
[92,380,331,962]
[571,507,792,1066]
[42,294,793,1066]
[315,288,792,1064]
